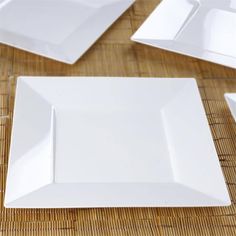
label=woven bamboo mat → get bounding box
[1,0,236,235]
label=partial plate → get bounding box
[131,0,236,69]
[0,0,134,64]
[5,77,230,208]
[225,93,236,121]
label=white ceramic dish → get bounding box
[225,93,236,120]
[0,0,134,64]
[131,0,236,69]
[5,77,230,208]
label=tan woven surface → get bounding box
[1,0,236,235]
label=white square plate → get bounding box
[0,0,134,64]
[5,77,230,208]
[131,0,236,69]
[225,93,236,120]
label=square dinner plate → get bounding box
[5,77,230,208]
[0,0,134,64]
[131,0,236,69]
[225,93,236,121]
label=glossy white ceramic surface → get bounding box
[225,93,236,121]
[131,0,236,69]
[0,0,134,64]
[5,77,230,208]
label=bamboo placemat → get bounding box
[1,0,236,235]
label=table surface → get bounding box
[1,0,236,235]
